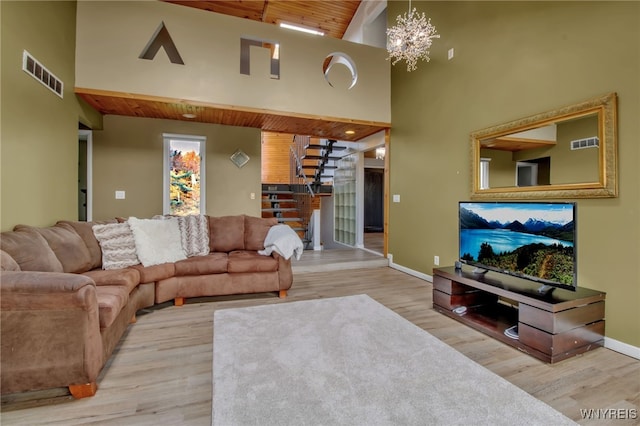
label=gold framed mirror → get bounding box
[471,92,618,199]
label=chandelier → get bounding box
[386,1,440,72]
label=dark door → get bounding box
[364,168,384,232]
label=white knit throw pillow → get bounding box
[128,217,187,267]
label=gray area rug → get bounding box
[212,294,575,425]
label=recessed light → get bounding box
[182,113,196,119]
[345,130,356,135]
[279,22,325,36]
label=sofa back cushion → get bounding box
[244,216,278,251]
[0,230,64,272]
[0,250,21,271]
[208,215,245,252]
[58,219,117,270]
[14,224,93,274]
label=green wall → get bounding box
[1,1,78,229]
[0,1,101,230]
[389,1,640,346]
[2,0,638,350]
[92,116,262,220]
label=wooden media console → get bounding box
[432,266,606,363]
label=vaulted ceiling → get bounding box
[76,0,390,141]
[164,0,361,39]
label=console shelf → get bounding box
[432,266,606,363]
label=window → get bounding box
[163,134,206,215]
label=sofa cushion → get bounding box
[174,253,228,276]
[244,216,278,251]
[92,222,140,270]
[128,217,187,267]
[14,224,93,274]
[0,250,20,272]
[0,230,63,272]
[82,268,140,294]
[58,219,117,270]
[209,215,245,252]
[228,250,279,273]
[95,285,130,329]
[129,263,176,283]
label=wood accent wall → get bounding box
[261,131,322,212]
[261,132,294,184]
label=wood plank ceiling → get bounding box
[76,0,390,141]
[165,0,361,40]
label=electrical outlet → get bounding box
[115,190,126,200]
[434,255,440,266]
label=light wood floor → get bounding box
[2,249,639,425]
[363,231,384,254]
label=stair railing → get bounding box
[289,136,316,245]
[289,145,314,197]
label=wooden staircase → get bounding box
[261,136,352,248]
[261,184,309,245]
[298,138,349,192]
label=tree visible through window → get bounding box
[163,134,206,215]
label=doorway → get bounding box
[78,129,92,221]
[516,161,538,187]
[362,145,385,254]
[364,167,384,253]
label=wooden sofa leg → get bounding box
[175,297,185,306]
[279,290,287,298]
[69,382,97,398]
[130,314,137,324]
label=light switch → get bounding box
[250,192,256,200]
[393,194,400,203]
[115,190,126,200]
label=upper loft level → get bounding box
[74,1,391,142]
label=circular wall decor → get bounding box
[322,52,358,90]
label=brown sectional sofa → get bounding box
[0,215,293,398]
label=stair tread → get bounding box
[302,155,342,160]
[261,208,299,212]
[262,190,293,194]
[301,165,337,169]
[305,144,347,151]
[298,174,332,178]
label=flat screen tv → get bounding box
[459,201,577,293]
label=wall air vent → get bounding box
[571,136,599,150]
[22,50,63,98]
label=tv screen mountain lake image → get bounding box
[459,203,575,285]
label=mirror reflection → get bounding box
[471,92,617,199]
[480,113,599,188]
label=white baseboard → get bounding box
[387,253,640,360]
[604,337,640,360]
[387,253,433,282]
